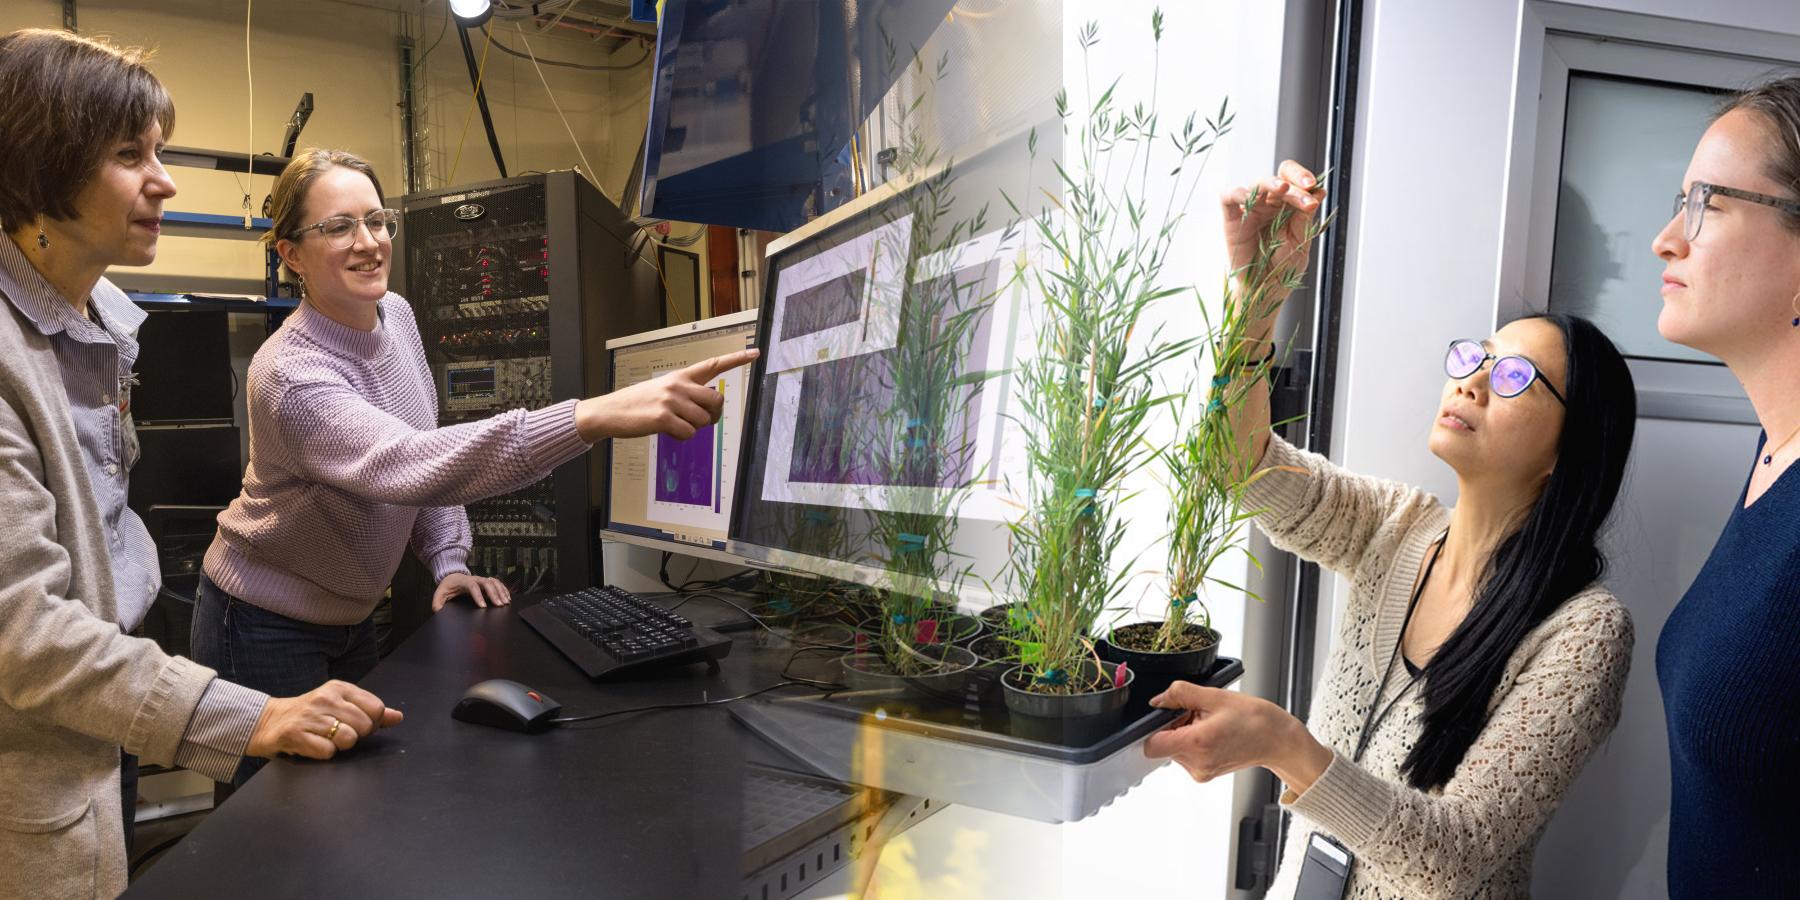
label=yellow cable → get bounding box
[449,27,493,184]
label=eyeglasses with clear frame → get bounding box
[293,208,400,250]
[1672,181,1800,242]
[1444,339,1566,406]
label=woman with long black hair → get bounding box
[1143,162,1637,898]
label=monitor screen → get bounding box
[605,310,759,553]
[728,181,1036,605]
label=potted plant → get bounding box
[840,50,1011,699]
[999,12,1219,727]
[1098,153,1330,699]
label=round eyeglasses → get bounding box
[1672,181,1800,242]
[294,208,400,250]
[1444,339,1566,406]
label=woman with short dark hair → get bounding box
[1143,162,1637,898]
[0,30,401,898]
[1653,76,1800,899]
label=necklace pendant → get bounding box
[1765,455,1774,465]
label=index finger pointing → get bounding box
[681,348,760,383]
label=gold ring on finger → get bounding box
[326,717,342,740]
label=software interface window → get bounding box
[607,315,758,550]
[727,189,1042,601]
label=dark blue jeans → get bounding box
[190,573,378,793]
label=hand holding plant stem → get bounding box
[1152,161,1331,652]
[1216,160,1329,469]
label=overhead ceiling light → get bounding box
[449,0,494,27]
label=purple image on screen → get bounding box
[786,259,1001,489]
[655,425,716,506]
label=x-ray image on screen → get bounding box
[655,427,717,509]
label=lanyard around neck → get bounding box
[1351,528,1448,764]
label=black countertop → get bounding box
[126,594,830,899]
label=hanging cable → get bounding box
[408,7,453,76]
[483,29,652,70]
[499,22,596,181]
[240,0,255,225]
[450,24,507,182]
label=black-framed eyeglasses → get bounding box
[1444,339,1566,406]
[1673,181,1800,242]
[294,208,400,250]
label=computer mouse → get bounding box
[451,679,562,733]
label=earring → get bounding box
[35,217,47,250]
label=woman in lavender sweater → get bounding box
[193,149,752,786]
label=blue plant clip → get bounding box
[1171,592,1197,609]
[1074,487,1097,517]
[1034,668,1069,686]
[891,613,913,624]
[895,532,928,553]
[905,417,925,429]
[804,510,831,524]
[1211,374,1232,389]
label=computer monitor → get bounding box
[602,309,760,563]
[727,177,1035,606]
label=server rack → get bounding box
[394,170,663,595]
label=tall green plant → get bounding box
[854,37,1013,674]
[1154,174,1332,650]
[1003,11,1222,693]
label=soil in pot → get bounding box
[1097,621,1220,706]
[1001,660,1133,744]
[968,634,1020,669]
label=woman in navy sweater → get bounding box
[1652,77,1800,898]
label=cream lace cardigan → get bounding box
[1249,436,1633,899]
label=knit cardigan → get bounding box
[1250,436,1633,899]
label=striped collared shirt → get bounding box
[0,235,264,781]
[0,234,159,632]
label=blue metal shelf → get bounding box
[161,211,274,241]
[126,291,298,312]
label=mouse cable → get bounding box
[780,646,852,690]
[548,680,824,725]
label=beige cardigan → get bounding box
[1249,436,1633,899]
[0,294,218,898]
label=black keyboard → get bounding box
[519,586,732,679]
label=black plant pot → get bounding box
[840,645,980,701]
[977,601,1035,637]
[1096,622,1220,705]
[1001,661,1133,744]
[965,634,1021,704]
[854,613,985,647]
